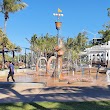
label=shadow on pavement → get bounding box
[1,82,110,103]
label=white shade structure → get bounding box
[80,41,110,68]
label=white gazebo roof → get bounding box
[85,44,110,53]
[79,41,110,56]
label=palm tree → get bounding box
[15,46,22,52]
[107,8,110,17]
[2,36,8,62]
[0,28,18,68]
[0,31,8,68]
[31,34,37,51]
[97,8,110,43]
[30,33,57,59]
[98,30,110,43]
[0,28,4,37]
[76,33,88,51]
[0,0,27,32]
[65,37,74,50]
[64,33,88,62]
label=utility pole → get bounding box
[25,48,26,68]
[24,47,30,68]
[25,38,33,68]
[82,29,98,39]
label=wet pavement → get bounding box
[0,67,107,87]
[0,68,110,103]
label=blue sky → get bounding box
[0,0,110,53]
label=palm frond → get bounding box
[10,3,27,12]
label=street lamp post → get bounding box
[25,38,33,68]
[25,48,26,68]
[24,47,30,68]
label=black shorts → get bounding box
[9,71,14,75]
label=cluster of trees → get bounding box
[30,33,57,53]
[30,32,88,61]
[98,8,110,43]
[1,0,110,68]
[0,0,27,68]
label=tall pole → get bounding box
[25,48,26,68]
[25,38,33,67]
[57,29,60,77]
[31,45,33,66]
[53,8,64,79]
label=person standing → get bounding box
[7,61,15,82]
[96,64,101,80]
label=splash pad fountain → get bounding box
[35,8,65,81]
[34,8,107,86]
[0,9,107,88]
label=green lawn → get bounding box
[0,101,110,110]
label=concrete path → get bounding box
[1,82,110,103]
[32,86,110,102]
[0,82,46,103]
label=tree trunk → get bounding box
[4,19,7,33]
[2,46,5,69]
[12,51,15,63]
[1,15,7,69]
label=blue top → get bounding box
[98,64,101,68]
[9,63,14,73]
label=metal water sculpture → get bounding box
[53,8,65,80]
[36,39,64,79]
[36,57,47,75]
[36,56,57,76]
[36,8,65,80]
[54,38,64,80]
[46,56,56,75]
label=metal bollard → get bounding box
[82,67,84,76]
[106,70,110,82]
